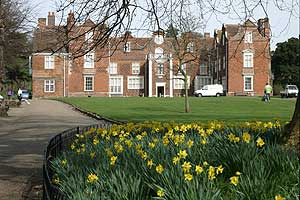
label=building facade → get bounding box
[31,12,271,98]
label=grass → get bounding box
[57,96,296,123]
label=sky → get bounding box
[29,0,299,50]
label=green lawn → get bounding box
[57,96,296,123]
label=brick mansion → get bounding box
[31,11,271,98]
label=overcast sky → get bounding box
[29,0,299,50]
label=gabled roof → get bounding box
[243,19,256,27]
[82,19,95,27]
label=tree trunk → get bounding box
[184,78,190,113]
[283,91,299,152]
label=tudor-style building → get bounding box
[31,12,271,98]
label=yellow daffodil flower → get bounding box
[184,173,193,181]
[256,137,265,147]
[177,150,188,159]
[87,173,98,183]
[242,132,251,143]
[195,165,203,174]
[173,156,180,165]
[275,194,285,200]
[181,161,191,173]
[110,156,117,165]
[157,189,164,197]
[156,164,164,174]
[230,176,239,186]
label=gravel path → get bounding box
[0,99,97,200]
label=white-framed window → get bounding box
[84,76,94,91]
[84,52,94,68]
[124,42,131,52]
[178,64,186,75]
[132,63,140,74]
[244,31,252,43]
[85,31,93,43]
[44,80,55,92]
[128,76,144,89]
[174,76,190,89]
[157,64,164,75]
[244,76,253,91]
[187,42,194,53]
[44,56,55,69]
[110,76,123,94]
[109,62,118,74]
[199,63,208,75]
[243,52,253,68]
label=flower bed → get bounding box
[51,121,299,200]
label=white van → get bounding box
[194,84,224,97]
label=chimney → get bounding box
[47,12,55,26]
[204,32,210,38]
[258,18,270,38]
[38,18,46,29]
[67,11,75,28]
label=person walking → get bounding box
[17,88,22,102]
[264,83,272,102]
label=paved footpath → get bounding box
[0,99,97,200]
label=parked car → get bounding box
[194,84,224,97]
[21,90,31,100]
[280,85,298,98]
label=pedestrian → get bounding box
[17,88,22,102]
[264,83,272,102]
[7,89,13,100]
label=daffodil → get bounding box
[216,165,224,174]
[184,173,193,181]
[87,173,98,183]
[173,156,180,165]
[256,137,265,147]
[177,150,188,159]
[93,137,99,145]
[275,194,285,200]
[90,152,96,159]
[52,177,60,184]
[195,165,203,174]
[148,142,155,148]
[157,189,164,197]
[186,139,194,148]
[242,132,251,143]
[181,161,191,173]
[230,176,239,186]
[61,159,67,167]
[110,156,117,165]
[156,164,164,174]
[228,133,235,142]
[208,166,216,180]
[147,159,154,168]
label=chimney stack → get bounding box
[38,18,46,29]
[258,18,270,38]
[47,12,55,26]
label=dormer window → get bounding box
[187,42,194,53]
[124,42,131,52]
[245,31,252,43]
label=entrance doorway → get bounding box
[157,86,164,97]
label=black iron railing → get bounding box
[43,122,113,200]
